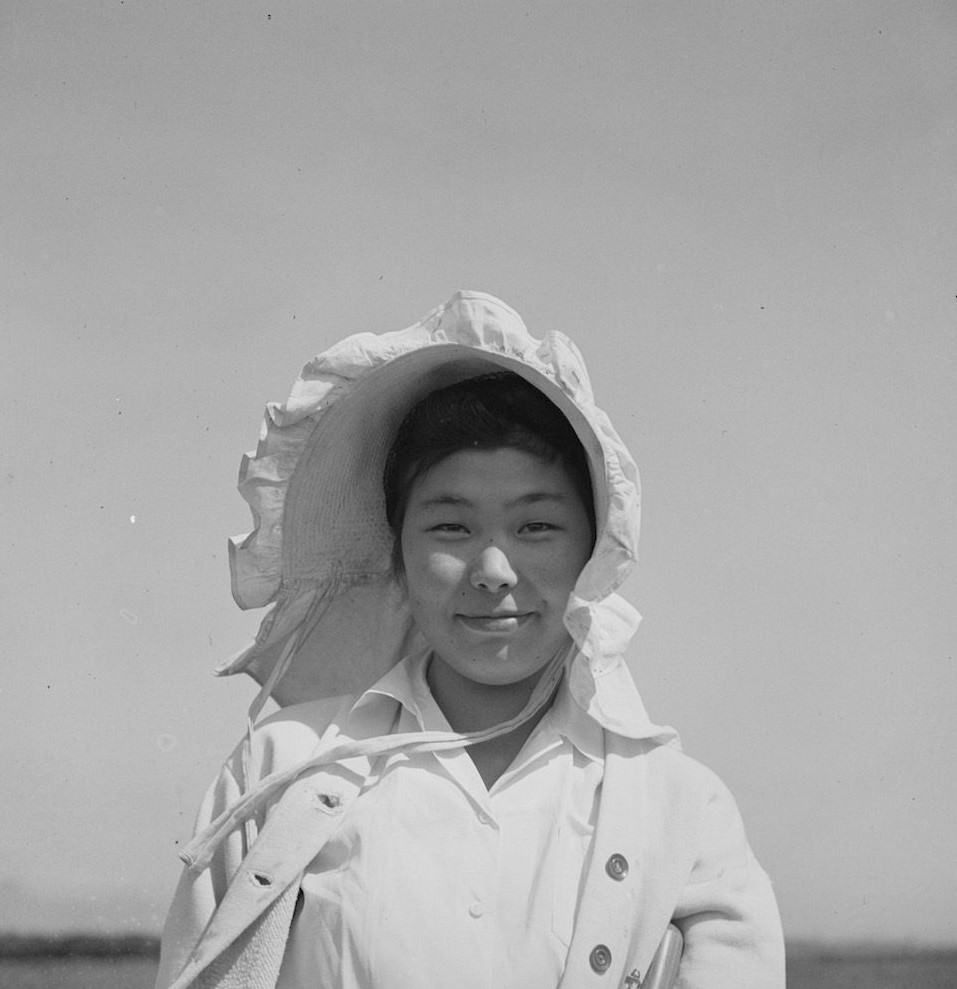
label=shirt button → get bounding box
[468,902,484,918]
[605,853,629,881]
[589,944,613,973]
[477,811,492,826]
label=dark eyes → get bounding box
[522,521,558,534]
[426,521,559,536]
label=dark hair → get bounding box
[383,371,596,572]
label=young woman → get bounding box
[154,291,784,989]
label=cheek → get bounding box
[529,545,588,591]
[404,550,468,598]
[565,548,591,588]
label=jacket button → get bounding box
[589,944,612,973]
[605,853,629,881]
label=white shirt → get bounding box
[276,651,604,989]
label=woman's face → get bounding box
[400,447,594,695]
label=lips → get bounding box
[457,613,532,633]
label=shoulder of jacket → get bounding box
[610,735,737,805]
[258,693,355,733]
[247,694,358,773]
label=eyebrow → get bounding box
[413,492,572,510]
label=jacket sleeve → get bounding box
[153,750,257,989]
[671,769,785,989]
[152,698,350,989]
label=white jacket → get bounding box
[155,690,783,989]
[155,292,785,988]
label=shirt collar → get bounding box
[352,647,431,721]
[353,649,604,764]
[542,667,604,763]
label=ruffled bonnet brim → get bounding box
[216,290,676,744]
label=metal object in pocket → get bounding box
[639,924,683,989]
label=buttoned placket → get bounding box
[429,712,581,989]
[357,655,606,989]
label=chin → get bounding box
[464,656,551,689]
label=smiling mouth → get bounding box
[457,613,532,633]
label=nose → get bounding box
[469,545,518,592]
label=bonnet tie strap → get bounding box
[238,579,341,848]
[180,641,570,873]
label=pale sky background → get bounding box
[3,0,955,947]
